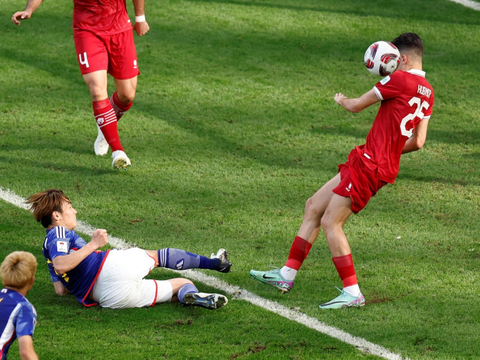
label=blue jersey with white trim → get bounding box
[0,288,37,360]
[42,226,108,306]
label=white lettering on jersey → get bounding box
[417,85,431,98]
[400,96,430,138]
[79,52,90,68]
[133,60,137,69]
[380,76,391,85]
[56,241,68,253]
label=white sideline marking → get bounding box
[448,0,480,10]
[0,187,408,360]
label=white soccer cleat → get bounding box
[111,150,131,170]
[182,292,228,310]
[94,126,109,156]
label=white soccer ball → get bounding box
[364,41,400,77]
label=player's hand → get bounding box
[134,21,150,36]
[11,11,32,25]
[334,93,347,105]
[91,229,109,249]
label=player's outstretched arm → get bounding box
[11,0,43,25]
[132,0,150,36]
[334,89,379,113]
[18,335,38,360]
[402,118,429,154]
[52,229,108,274]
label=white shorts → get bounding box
[91,248,173,309]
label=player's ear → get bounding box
[52,211,61,221]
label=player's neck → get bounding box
[5,285,29,297]
[399,61,422,72]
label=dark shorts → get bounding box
[333,150,387,213]
[74,30,140,79]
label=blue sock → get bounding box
[178,283,198,304]
[158,248,217,270]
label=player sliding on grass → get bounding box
[250,33,435,309]
[26,189,232,310]
[12,0,149,170]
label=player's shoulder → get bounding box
[46,226,77,240]
[0,288,28,306]
[376,70,406,87]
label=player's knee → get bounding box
[117,90,136,104]
[88,85,108,101]
[304,197,321,219]
[320,213,334,232]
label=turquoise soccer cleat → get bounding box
[319,287,365,309]
[250,268,293,294]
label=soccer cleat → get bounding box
[111,150,131,170]
[94,125,109,156]
[249,268,293,294]
[210,248,232,273]
[183,292,228,310]
[319,287,365,309]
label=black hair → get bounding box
[392,33,424,58]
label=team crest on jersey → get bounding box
[175,259,184,270]
[57,241,68,253]
[1,289,7,293]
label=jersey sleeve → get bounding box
[15,302,37,337]
[46,260,61,282]
[45,237,71,261]
[423,90,435,120]
[372,72,405,101]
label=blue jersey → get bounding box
[0,288,37,360]
[42,226,109,306]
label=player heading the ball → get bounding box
[251,33,434,309]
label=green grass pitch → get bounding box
[1,0,480,358]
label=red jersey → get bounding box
[355,69,434,183]
[73,0,132,36]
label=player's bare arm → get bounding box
[334,89,379,113]
[52,229,108,274]
[53,281,70,296]
[402,118,429,154]
[132,0,150,36]
[17,335,38,360]
[11,0,43,25]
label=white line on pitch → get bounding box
[0,187,409,360]
[448,0,480,10]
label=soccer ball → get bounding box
[364,41,400,76]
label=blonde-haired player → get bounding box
[0,251,38,360]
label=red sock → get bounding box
[285,236,313,270]
[93,99,123,152]
[332,254,358,287]
[110,91,132,121]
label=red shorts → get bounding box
[333,150,387,213]
[74,30,140,79]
